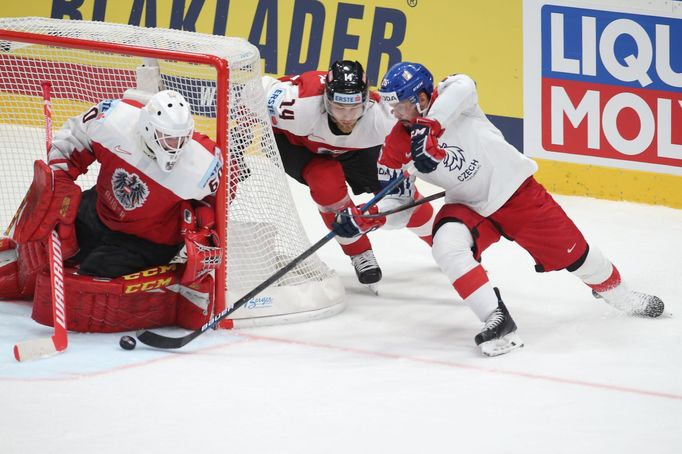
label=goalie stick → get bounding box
[13,81,69,362]
[135,165,415,349]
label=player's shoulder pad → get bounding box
[93,99,121,118]
[188,132,222,193]
[121,98,144,109]
[192,131,219,154]
[80,99,125,126]
[287,71,326,98]
[365,91,394,117]
[437,73,476,92]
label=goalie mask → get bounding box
[138,90,195,172]
[324,60,369,128]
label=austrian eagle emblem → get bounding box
[111,168,148,210]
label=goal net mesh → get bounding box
[0,17,343,322]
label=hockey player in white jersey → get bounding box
[333,62,665,356]
[263,60,435,291]
[0,90,229,333]
[25,89,223,278]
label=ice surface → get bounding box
[1,179,680,454]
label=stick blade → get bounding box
[135,329,198,349]
[13,337,65,362]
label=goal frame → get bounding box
[0,28,233,316]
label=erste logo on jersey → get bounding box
[111,168,149,211]
[267,88,285,119]
[441,144,481,181]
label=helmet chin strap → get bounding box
[416,98,431,115]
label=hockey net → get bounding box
[0,17,344,328]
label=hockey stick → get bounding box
[13,81,69,362]
[136,166,415,349]
[336,190,446,219]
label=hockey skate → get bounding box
[474,288,524,357]
[592,287,666,318]
[350,249,382,294]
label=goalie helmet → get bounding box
[378,62,434,106]
[138,90,195,172]
[324,60,368,124]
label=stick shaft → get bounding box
[136,167,415,349]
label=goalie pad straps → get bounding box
[13,160,82,244]
[0,238,22,299]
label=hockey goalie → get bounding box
[0,89,234,333]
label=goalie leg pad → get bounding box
[31,263,215,332]
[17,240,49,298]
[3,233,78,300]
[32,265,181,332]
[0,238,22,299]
[174,274,215,329]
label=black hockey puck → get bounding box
[119,335,137,350]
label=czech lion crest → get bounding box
[441,144,466,171]
[111,168,148,210]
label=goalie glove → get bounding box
[181,229,221,285]
[332,205,386,238]
[410,117,446,173]
[179,200,222,285]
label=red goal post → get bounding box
[0,17,344,329]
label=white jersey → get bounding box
[379,74,537,217]
[48,98,221,245]
[263,71,396,155]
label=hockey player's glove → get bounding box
[410,117,445,173]
[332,205,386,238]
[179,200,222,285]
[181,229,221,285]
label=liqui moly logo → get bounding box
[51,231,66,330]
[539,5,682,170]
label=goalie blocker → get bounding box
[0,159,82,300]
[13,160,81,249]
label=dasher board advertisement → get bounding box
[523,0,682,176]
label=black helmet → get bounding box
[324,60,368,105]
